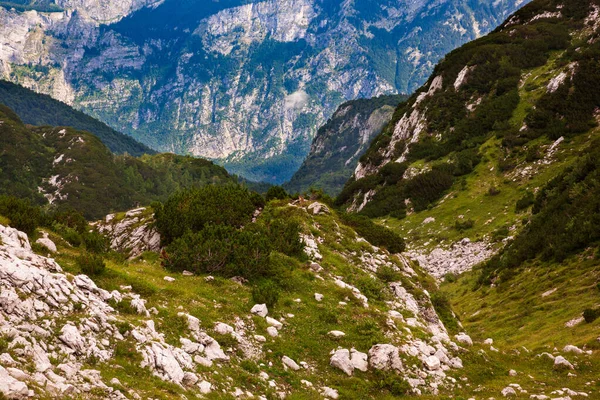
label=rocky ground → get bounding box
[0,202,481,399]
[1,201,599,398]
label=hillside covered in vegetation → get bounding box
[0,80,154,156]
[0,104,234,219]
[339,0,600,223]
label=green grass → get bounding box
[436,251,600,398]
[40,203,452,398]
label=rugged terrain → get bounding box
[0,80,153,156]
[338,0,600,276]
[0,104,234,219]
[0,0,527,182]
[0,201,468,399]
[2,0,600,398]
[285,95,406,197]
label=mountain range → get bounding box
[0,0,528,182]
[1,0,600,398]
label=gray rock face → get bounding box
[250,304,268,318]
[0,0,527,183]
[282,355,301,371]
[285,95,405,196]
[368,344,403,371]
[0,366,29,399]
[0,222,232,397]
[330,349,354,376]
[97,207,160,259]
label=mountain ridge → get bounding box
[0,0,529,182]
[0,80,154,156]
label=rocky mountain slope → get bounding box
[0,199,472,399]
[0,104,234,219]
[0,0,528,182]
[337,0,600,275]
[285,94,406,196]
[0,80,153,156]
[2,194,598,399]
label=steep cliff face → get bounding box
[285,94,406,196]
[0,0,527,182]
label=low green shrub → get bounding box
[82,231,108,253]
[154,185,264,245]
[431,292,459,333]
[76,253,106,276]
[251,280,280,308]
[373,371,411,396]
[583,308,600,323]
[0,195,42,235]
[454,219,474,232]
[376,265,402,283]
[355,275,386,301]
[265,186,289,201]
[515,192,535,212]
[339,213,406,254]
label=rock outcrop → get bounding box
[96,207,160,258]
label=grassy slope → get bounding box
[379,51,600,251]
[36,203,446,399]
[363,30,600,399]
[440,253,600,398]
[30,201,600,399]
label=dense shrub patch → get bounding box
[157,185,303,286]
[76,253,106,276]
[154,185,264,245]
[339,213,405,253]
[481,140,600,284]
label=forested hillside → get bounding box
[285,95,406,196]
[0,104,234,219]
[0,80,154,156]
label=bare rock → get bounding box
[330,349,353,375]
[282,356,301,371]
[501,386,517,397]
[0,366,29,399]
[250,304,268,318]
[563,345,584,355]
[350,349,369,372]
[454,333,473,346]
[554,355,574,370]
[368,344,403,371]
[322,386,339,399]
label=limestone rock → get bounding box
[501,386,517,397]
[563,345,584,354]
[266,317,283,330]
[424,355,441,371]
[282,356,301,371]
[454,333,473,346]
[350,349,369,372]
[36,236,57,253]
[198,380,212,394]
[322,386,339,399]
[330,349,353,376]
[251,304,268,318]
[0,366,29,399]
[554,356,574,370]
[368,344,403,371]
